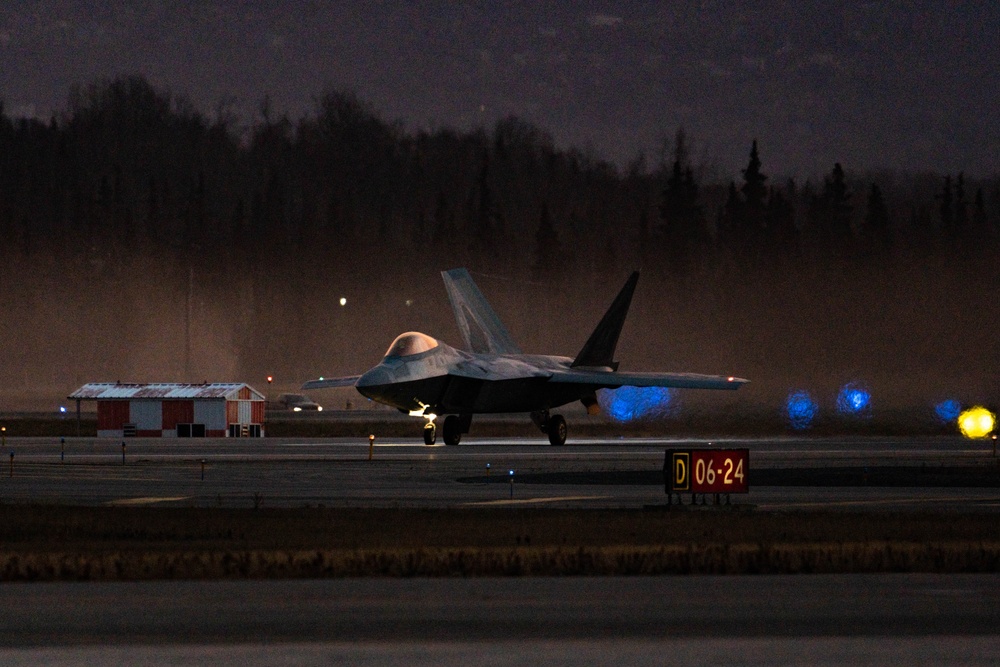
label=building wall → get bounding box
[97,398,241,437]
[226,399,266,437]
[94,391,264,438]
[129,400,160,437]
[194,401,227,436]
[162,400,195,429]
[97,401,130,431]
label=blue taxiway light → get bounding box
[837,382,872,416]
[934,399,962,423]
[785,390,818,430]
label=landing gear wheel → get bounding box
[547,414,567,446]
[423,423,436,445]
[443,415,462,446]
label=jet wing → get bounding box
[302,376,362,390]
[548,369,748,391]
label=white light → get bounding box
[59,406,67,413]
[317,406,323,412]
[339,297,347,306]
[293,406,302,412]
[405,299,413,307]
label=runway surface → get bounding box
[4,437,1000,664]
[1,575,998,665]
[1,435,998,510]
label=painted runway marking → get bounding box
[464,495,610,506]
[104,496,192,506]
[756,495,1000,510]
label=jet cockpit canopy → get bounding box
[384,332,438,358]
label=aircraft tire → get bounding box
[443,416,462,446]
[423,423,436,445]
[547,414,567,446]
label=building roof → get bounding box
[68,383,265,401]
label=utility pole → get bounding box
[185,265,193,380]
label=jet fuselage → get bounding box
[356,336,589,414]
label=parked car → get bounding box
[276,393,323,411]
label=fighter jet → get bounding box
[303,269,747,445]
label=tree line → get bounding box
[2,76,999,389]
[2,76,998,282]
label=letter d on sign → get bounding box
[672,452,690,491]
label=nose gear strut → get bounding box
[409,401,438,445]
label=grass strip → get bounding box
[2,505,999,579]
[3,542,1000,580]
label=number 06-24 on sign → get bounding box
[665,449,749,494]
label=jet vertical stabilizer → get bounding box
[441,269,521,355]
[571,271,640,370]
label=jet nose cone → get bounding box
[357,366,393,389]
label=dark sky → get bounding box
[2,1,998,178]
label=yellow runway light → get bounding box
[958,406,995,439]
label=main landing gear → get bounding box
[424,411,566,446]
[531,410,567,446]
[443,416,463,446]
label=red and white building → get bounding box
[68,383,266,438]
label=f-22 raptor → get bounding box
[304,269,748,446]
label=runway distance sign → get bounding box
[664,449,750,494]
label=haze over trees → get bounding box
[1,77,998,409]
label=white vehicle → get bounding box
[277,393,323,412]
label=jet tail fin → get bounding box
[571,271,640,369]
[442,268,521,354]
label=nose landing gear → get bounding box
[422,419,437,445]
[409,402,438,445]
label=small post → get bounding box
[509,469,514,499]
[1,426,5,449]
[61,437,65,463]
[121,441,126,466]
[486,463,490,483]
[993,435,997,459]
[8,451,13,478]
[201,459,206,481]
[368,434,375,461]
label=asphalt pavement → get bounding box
[1,575,998,665]
[1,435,999,510]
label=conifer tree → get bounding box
[938,175,954,237]
[973,188,987,231]
[954,172,967,236]
[657,129,707,275]
[807,163,853,257]
[862,183,891,252]
[740,139,768,213]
